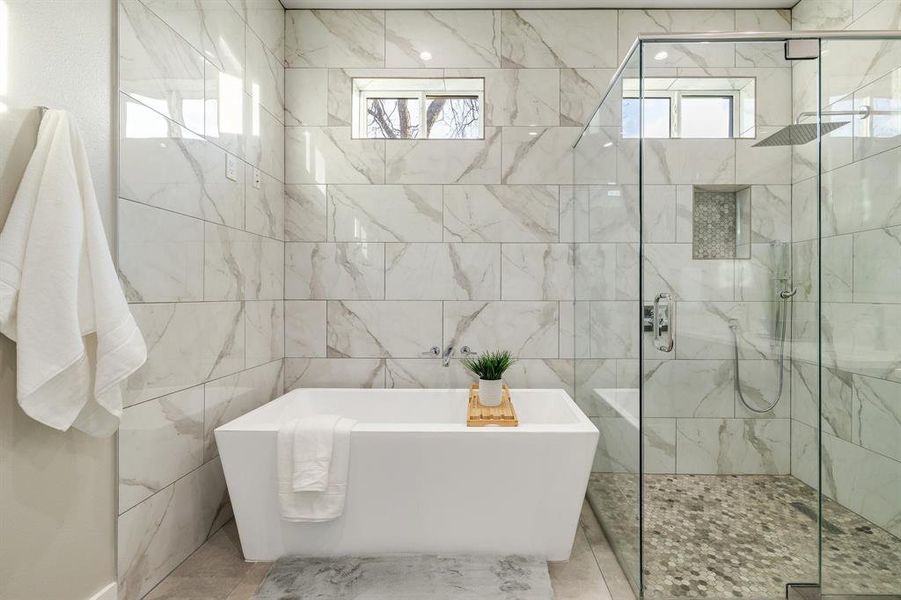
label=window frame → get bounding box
[624,89,740,139]
[358,88,485,140]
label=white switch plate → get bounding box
[226,155,238,181]
[253,167,262,189]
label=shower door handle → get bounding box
[653,293,675,352]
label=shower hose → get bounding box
[728,289,796,414]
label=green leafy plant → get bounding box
[462,350,516,381]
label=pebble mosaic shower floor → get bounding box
[587,473,901,599]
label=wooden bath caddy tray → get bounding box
[467,383,518,427]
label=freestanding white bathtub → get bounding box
[215,388,598,562]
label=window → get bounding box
[621,77,754,139]
[353,78,484,140]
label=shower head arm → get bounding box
[795,105,871,124]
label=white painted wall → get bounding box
[0,2,117,600]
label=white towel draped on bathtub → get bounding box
[277,416,356,522]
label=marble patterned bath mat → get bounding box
[254,554,553,599]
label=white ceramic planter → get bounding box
[478,379,503,406]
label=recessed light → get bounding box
[654,51,668,61]
[419,50,432,61]
[603,141,613,148]
[528,131,539,136]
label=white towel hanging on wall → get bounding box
[0,109,147,437]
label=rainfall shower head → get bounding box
[753,105,872,147]
[752,121,849,147]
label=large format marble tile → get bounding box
[328,185,443,242]
[618,10,736,67]
[141,0,245,78]
[643,243,734,301]
[119,0,205,134]
[443,184,559,242]
[502,127,579,184]
[245,31,284,120]
[560,69,617,127]
[447,68,559,127]
[245,300,284,367]
[118,459,229,600]
[588,301,639,359]
[204,63,248,158]
[791,360,854,441]
[643,139,736,185]
[203,361,283,460]
[385,359,471,388]
[644,418,677,474]
[126,302,245,406]
[285,9,385,68]
[736,128,793,184]
[232,0,285,61]
[673,301,775,361]
[118,386,204,514]
[119,97,244,229]
[284,358,386,389]
[244,166,284,240]
[385,243,500,300]
[286,127,385,185]
[285,242,385,300]
[285,184,328,242]
[822,144,901,235]
[792,235,854,303]
[643,359,734,418]
[118,200,204,303]
[244,98,285,181]
[575,244,637,301]
[501,244,573,301]
[749,185,791,244]
[385,10,501,68]
[285,69,328,126]
[500,10,617,68]
[444,301,559,358]
[852,373,901,463]
[327,301,441,358]
[385,128,502,184]
[204,223,283,301]
[792,0,852,29]
[676,418,790,475]
[853,225,901,304]
[285,301,327,357]
[822,302,901,382]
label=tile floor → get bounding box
[144,501,634,600]
[587,473,901,600]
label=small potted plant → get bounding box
[462,350,516,406]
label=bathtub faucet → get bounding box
[423,345,478,367]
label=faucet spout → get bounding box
[442,345,454,367]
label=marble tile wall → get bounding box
[574,17,796,477]
[116,1,285,598]
[282,8,794,413]
[791,0,901,571]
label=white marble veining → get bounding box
[285,184,328,242]
[386,243,500,300]
[327,301,441,358]
[244,98,285,180]
[245,300,285,367]
[444,185,559,242]
[385,128,502,184]
[118,386,204,514]
[245,31,284,120]
[446,68,559,127]
[444,301,559,359]
[203,361,283,460]
[853,225,901,304]
[575,244,637,301]
[502,127,579,184]
[286,127,385,185]
[118,200,204,303]
[328,185,443,242]
[588,301,638,359]
[119,0,205,133]
[385,10,500,68]
[560,68,617,127]
[643,359,734,418]
[126,302,245,406]
[501,244,573,301]
[244,166,285,240]
[853,373,901,463]
[285,69,328,126]
[285,358,386,389]
[204,64,247,158]
[286,9,385,68]
[285,242,385,300]
[385,359,470,389]
[501,10,617,69]
[204,223,283,301]
[643,243,734,301]
[588,185,640,243]
[643,139,736,185]
[120,96,245,228]
[676,419,790,475]
[618,10,736,67]
[285,301,327,357]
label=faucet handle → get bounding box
[422,346,440,357]
[459,346,478,357]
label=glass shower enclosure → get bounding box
[573,31,901,600]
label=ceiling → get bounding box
[280,1,797,8]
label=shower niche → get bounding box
[691,185,751,260]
